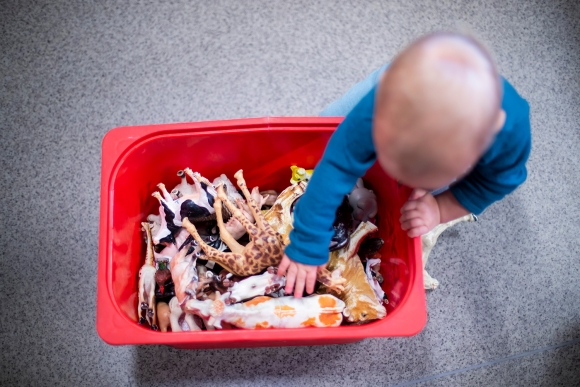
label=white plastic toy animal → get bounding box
[422,213,477,290]
[222,267,286,305]
[168,297,202,332]
[138,222,158,330]
[185,294,345,329]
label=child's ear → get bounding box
[494,110,506,133]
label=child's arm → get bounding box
[278,87,378,296]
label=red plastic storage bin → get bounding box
[97,117,426,349]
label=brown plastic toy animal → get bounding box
[320,221,387,324]
[262,181,307,245]
[181,170,345,293]
[156,302,171,332]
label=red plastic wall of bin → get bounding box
[97,117,426,349]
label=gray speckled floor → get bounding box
[1,0,579,386]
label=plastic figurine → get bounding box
[185,293,345,329]
[169,243,201,305]
[156,302,171,332]
[364,258,385,303]
[168,297,202,332]
[329,196,354,251]
[152,205,176,245]
[146,213,162,237]
[290,165,313,184]
[348,178,378,227]
[138,222,158,330]
[171,170,196,198]
[321,221,387,323]
[223,185,267,240]
[422,213,477,290]
[154,228,190,262]
[260,190,279,207]
[358,237,384,261]
[213,173,244,204]
[222,267,286,305]
[263,181,307,245]
[182,170,345,293]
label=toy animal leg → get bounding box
[182,218,246,275]
[214,197,244,254]
[147,284,158,330]
[421,213,476,290]
[423,269,439,290]
[137,280,147,324]
[233,170,270,232]
[216,184,261,238]
[152,191,168,207]
[183,168,203,194]
[157,183,173,203]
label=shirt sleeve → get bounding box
[450,115,532,215]
[284,89,378,265]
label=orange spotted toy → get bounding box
[184,293,345,329]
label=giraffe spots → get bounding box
[254,321,270,329]
[274,305,296,319]
[244,296,270,307]
[254,252,263,260]
[319,313,341,327]
[318,295,337,309]
[301,317,317,327]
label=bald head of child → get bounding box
[373,32,506,190]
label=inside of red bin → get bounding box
[109,128,413,329]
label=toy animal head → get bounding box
[343,294,386,323]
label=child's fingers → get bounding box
[293,270,306,299]
[400,200,419,213]
[284,264,298,294]
[305,269,317,294]
[400,210,422,223]
[277,255,290,277]
[408,188,428,201]
[401,218,424,231]
[407,225,429,238]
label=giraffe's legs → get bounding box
[182,218,216,255]
[214,194,244,255]
[233,170,269,231]
[216,184,261,238]
[181,218,241,274]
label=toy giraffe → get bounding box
[138,222,158,330]
[181,170,346,293]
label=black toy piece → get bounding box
[329,196,354,251]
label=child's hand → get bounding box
[399,189,440,237]
[277,254,322,298]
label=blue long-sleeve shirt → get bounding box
[284,76,531,266]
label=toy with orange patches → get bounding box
[320,221,387,324]
[184,293,345,329]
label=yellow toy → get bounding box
[290,166,313,184]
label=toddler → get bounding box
[278,32,531,296]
